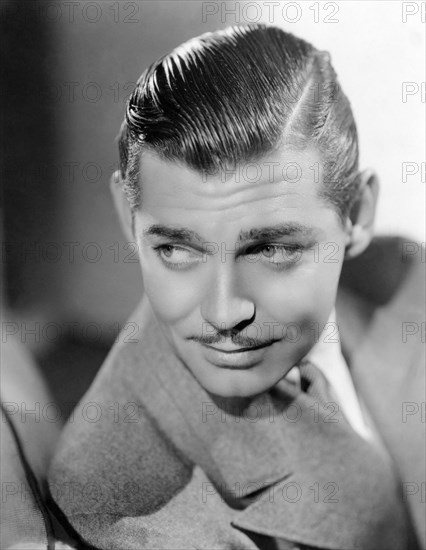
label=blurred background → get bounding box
[1,0,425,414]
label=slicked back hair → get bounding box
[118,24,360,222]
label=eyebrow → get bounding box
[238,222,315,242]
[142,222,315,244]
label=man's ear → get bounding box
[344,169,380,259]
[110,170,134,242]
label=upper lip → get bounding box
[201,342,273,353]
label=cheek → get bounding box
[139,260,203,324]
[258,251,344,324]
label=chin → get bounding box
[191,363,283,400]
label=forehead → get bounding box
[140,145,323,199]
[137,146,337,233]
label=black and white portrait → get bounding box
[1,2,425,549]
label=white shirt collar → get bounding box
[284,308,374,441]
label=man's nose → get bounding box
[200,261,255,331]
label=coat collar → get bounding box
[125,303,414,548]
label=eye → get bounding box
[153,244,202,270]
[250,244,303,265]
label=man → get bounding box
[48,24,425,549]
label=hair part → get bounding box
[118,23,360,222]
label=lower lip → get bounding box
[200,343,271,369]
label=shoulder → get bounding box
[338,235,424,311]
[337,235,424,366]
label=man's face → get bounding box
[133,147,349,398]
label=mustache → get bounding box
[188,333,278,348]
